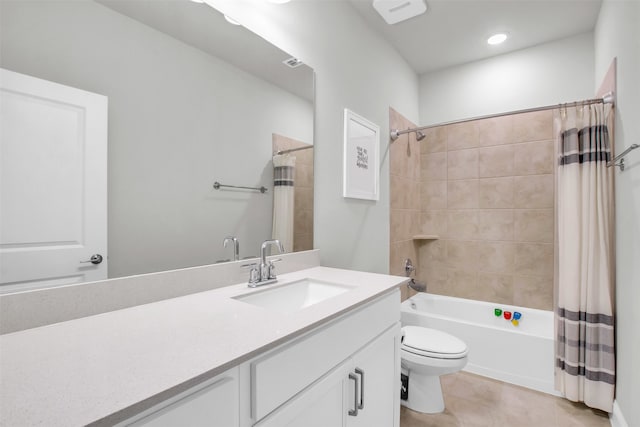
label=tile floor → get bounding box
[400,372,610,427]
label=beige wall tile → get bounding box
[295,186,313,212]
[295,148,314,166]
[447,180,478,209]
[448,121,479,151]
[411,112,555,311]
[390,174,403,210]
[293,233,313,252]
[479,177,514,208]
[391,174,411,209]
[419,261,448,294]
[390,240,417,277]
[447,210,478,240]
[421,126,447,154]
[390,209,415,243]
[446,268,478,299]
[422,180,447,210]
[422,152,447,181]
[514,243,554,277]
[390,137,420,180]
[478,209,514,240]
[446,240,479,271]
[408,180,421,211]
[294,206,313,232]
[477,273,514,305]
[477,241,515,274]
[478,115,514,147]
[448,148,479,180]
[514,175,554,208]
[421,210,447,236]
[514,209,554,243]
[410,210,421,236]
[512,110,553,143]
[513,140,554,175]
[419,240,447,265]
[295,163,314,188]
[390,134,408,176]
[513,275,553,310]
[479,145,514,178]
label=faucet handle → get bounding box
[266,260,281,280]
[241,263,260,286]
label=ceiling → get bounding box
[97,0,314,101]
[348,0,603,75]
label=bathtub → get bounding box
[401,293,559,396]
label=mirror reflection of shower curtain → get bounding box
[272,154,296,253]
[553,103,615,413]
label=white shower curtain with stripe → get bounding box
[554,103,615,413]
[272,154,295,253]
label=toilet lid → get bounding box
[401,326,468,359]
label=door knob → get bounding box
[80,254,103,265]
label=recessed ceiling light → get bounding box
[487,33,508,45]
[224,15,241,25]
[268,0,291,3]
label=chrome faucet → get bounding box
[243,239,285,287]
[223,236,240,261]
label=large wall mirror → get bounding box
[0,0,314,292]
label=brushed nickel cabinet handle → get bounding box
[355,368,365,410]
[348,372,359,416]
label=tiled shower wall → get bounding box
[390,107,555,310]
[389,108,421,301]
[272,134,314,252]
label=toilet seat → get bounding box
[401,326,468,359]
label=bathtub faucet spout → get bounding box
[407,278,427,293]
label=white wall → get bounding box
[208,0,420,273]
[0,0,313,278]
[419,33,595,125]
[594,1,640,424]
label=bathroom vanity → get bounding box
[0,261,404,427]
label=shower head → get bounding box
[415,130,426,141]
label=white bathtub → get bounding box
[401,293,559,396]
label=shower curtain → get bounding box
[271,154,295,253]
[554,103,615,412]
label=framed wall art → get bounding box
[343,109,380,201]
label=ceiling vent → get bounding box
[282,57,304,68]
[372,0,427,25]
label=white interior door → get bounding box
[0,68,108,293]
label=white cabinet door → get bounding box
[348,324,400,427]
[122,368,239,427]
[256,324,401,427]
[255,361,350,427]
[0,68,108,292]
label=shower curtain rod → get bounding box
[390,91,615,141]
[275,145,314,155]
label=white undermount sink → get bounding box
[234,278,354,312]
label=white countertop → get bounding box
[0,267,406,426]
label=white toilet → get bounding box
[400,325,469,414]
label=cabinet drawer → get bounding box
[122,368,239,427]
[251,290,399,421]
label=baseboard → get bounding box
[610,400,628,427]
